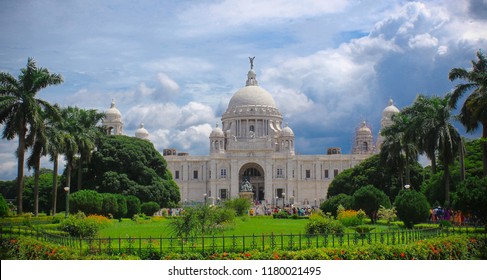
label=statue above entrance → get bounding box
[239,178,253,192]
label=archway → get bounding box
[239,162,265,203]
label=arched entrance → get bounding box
[239,163,265,202]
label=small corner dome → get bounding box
[281,124,294,137]
[135,123,149,139]
[210,123,224,138]
[358,121,371,134]
[105,100,122,119]
[383,99,400,115]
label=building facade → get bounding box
[163,60,385,207]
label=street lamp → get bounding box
[204,193,207,206]
[275,197,278,209]
[282,192,286,208]
[64,187,70,218]
[404,184,411,190]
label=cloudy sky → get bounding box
[0,0,486,180]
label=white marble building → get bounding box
[102,59,399,207]
[163,60,395,207]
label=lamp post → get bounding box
[275,197,278,209]
[204,193,207,206]
[64,187,70,218]
[282,192,286,208]
[404,184,411,190]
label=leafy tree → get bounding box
[140,201,160,216]
[327,155,423,202]
[101,193,119,217]
[69,190,103,215]
[0,58,63,214]
[394,190,430,228]
[452,176,487,227]
[84,135,180,207]
[320,193,352,217]
[23,170,56,215]
[449,50,487,177]
[352,185,391,223]
[377,205,397,228]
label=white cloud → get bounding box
[157,73,180,93]
[172,123,213,152]
[408,33,439,49]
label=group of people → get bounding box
[248,205,317,216]
[429,207,467,225]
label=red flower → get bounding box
[400,252,405,258]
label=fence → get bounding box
[2,225,483,257]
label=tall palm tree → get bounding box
[449,49,487,177]
[0,58,63,214]
[75,109,105,190]
[58,107,80,201]
[380,113,418,187]
[46,106,64,216]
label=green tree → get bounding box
[125,195,141,218]
[0,58,63,214]
[402,95,461,206]
[449,50,487,177]
[45,106,64,215]
[352,185,391,223]
[69,190,103,215]
[140,201,160,216]
[452,176,487,227]
[0,193,9,217]
[320,193,352,217]
[394,190,430,228]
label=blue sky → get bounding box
[0,0,486,180]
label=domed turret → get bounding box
[280,124,294,137]
[210,123,225,154]
[376,99,400,152]
[135,123,149,140]
[102,99,124,135]
[210,123,225,138]
[353,121,373,155]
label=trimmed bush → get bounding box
[101,193,118,218]
[69,190,102,215]
[320,194,353,217]
[337,209,366,227]
[0,193,8,217]
[140,201,160,216]
[125,195,141,217]
[394,190,430,228]
[352,185,391,222]
[114,194,127,219]
[58,212,109,238]
[224,198,251,216]
[305,213,344,235]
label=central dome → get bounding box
[227,85,277,109]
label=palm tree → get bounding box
[75,109,105,190]
[0,58,63,214]
[58,107,80,202]
[449,49,487,177]
[46,106,64,216]
[380,113,418,187]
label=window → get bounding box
[292,170,295,178]
[175,170,180,180]
[276,188,284,198]
[209,170,211,179]
[334,169,339,177]
[305,169,311,179]
[276,168,283,178]
[219,189,227,200]
[220,168,227,178]
[249,125,255,132]
[193,170,198,179]
[243,168,261,177]
[324,169,329,179]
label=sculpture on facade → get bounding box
[240,178,253,192]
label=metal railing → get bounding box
[2,225,483,256]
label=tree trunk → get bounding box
[16,123,26,215]
[483,124,487,177]
[459,138,466,181]
[77,155,83,190]
[66,161,72,215]
[444,163,450,207]
[33,159,40,217]
[51,153,58,216]
[405,151,411,186]
[431,155,437,174]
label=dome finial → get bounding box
[111,98,116,108]
[246,57,258,86]
[388,98,393,106]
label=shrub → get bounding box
[320,194,353,217]
[305,213,344,235]
[377,205,397,228]
[59,212,105,238]
[352,185,391,222]
[224,198,251,216]
[273,210,290,219]
[114,194,127,219]
[337,209,365,227]
[70,190,102,215]
[125,195,141,217]
[0,193,9,217]
[394,190,430,228]
[140,201,160,216]
[452,176,487,226]
[101,193,119,217]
